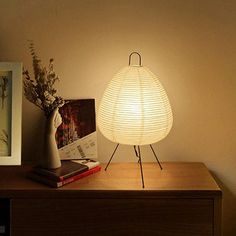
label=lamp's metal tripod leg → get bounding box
[133,145,139,162]
[138,146,145,188]
[105,143,119,171]
[135,145,145,188]
[150,144,163,170]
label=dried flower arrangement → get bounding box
[23,42,64,118]
[0,76,8,109]
[0,129,8,146]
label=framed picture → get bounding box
[0,62,22,165]
[56,99,97,160]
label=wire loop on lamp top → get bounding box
[128,52,142,66]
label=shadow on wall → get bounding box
[211,172,236,236]
[22,104,45,164]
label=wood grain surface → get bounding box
[0,162,222,236]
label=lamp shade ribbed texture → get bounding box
[98,65,173,146]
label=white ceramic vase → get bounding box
[40,108,62,169]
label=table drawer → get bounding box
[11,198,213,236]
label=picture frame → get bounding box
[56,99,97,160]
[0,62,22,165]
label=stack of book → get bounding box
[27,159,101,188]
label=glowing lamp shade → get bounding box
[98,53,173,146]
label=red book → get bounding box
[28,166,101,188]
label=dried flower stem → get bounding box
[0,76,8,109]
[0,129,8,146]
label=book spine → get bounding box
[27,172,58,188]
[33,169,59,182]
[57,166,101,187]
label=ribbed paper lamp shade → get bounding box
[98,54,173,146]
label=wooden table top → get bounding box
[0,162,221,198]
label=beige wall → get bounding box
[1,0,236,234]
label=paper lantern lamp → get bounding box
[97,52,173,187]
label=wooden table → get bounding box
[0,162,222,236]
